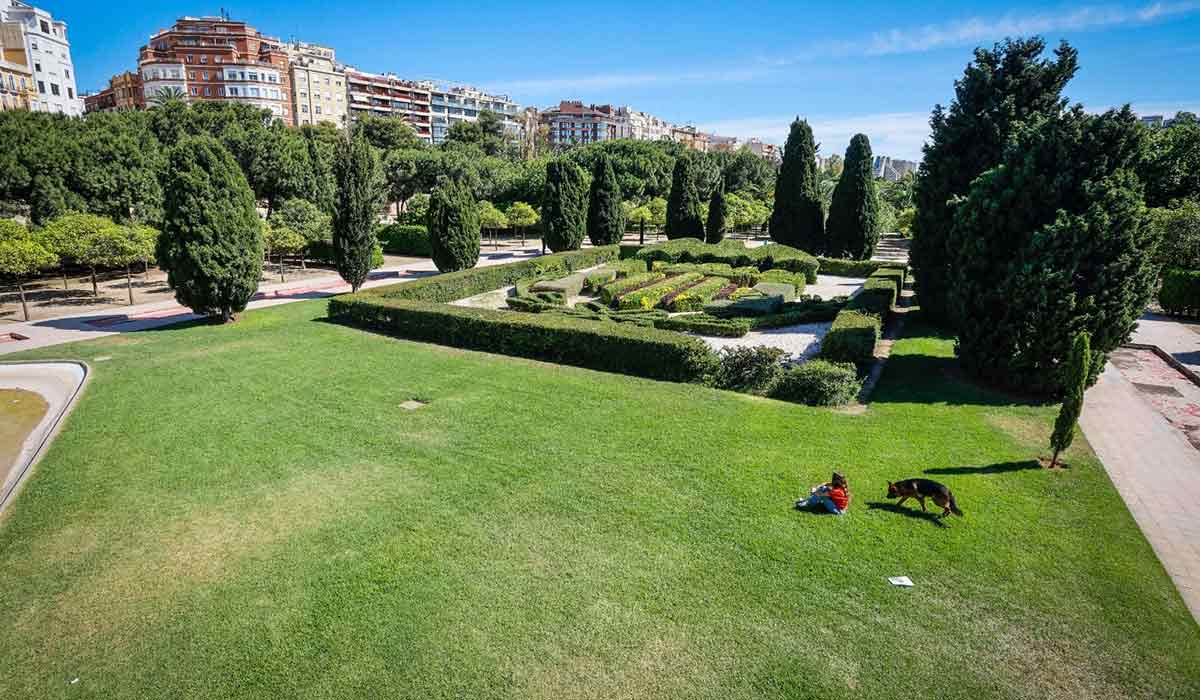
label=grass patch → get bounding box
[0,303,1196,699]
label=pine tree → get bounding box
[332,129,384,292]
[1050,331,1090,467]
[705,177,727,244]
[541,159,587,252]
[586,153,625,245]
[665,155,704,239]
[428,179,481,272]
[948,107,1156,395]
[157,136,262,323]
[825,134,880,259]
[770,118,824,253]
[911,38,1078,327]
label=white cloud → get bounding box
[694,113,933,161]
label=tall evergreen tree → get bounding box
[305,132,336,215]
[1050,331,1090,468]
[157,136,262,323]
[427,178,481,272]
[665,155,704,239]
[825,134,880,259]
[586,153,625,245]
[769,118,824,252]
[332,129,384,292]
[911,38,1078,326]
[541,159,587,252]
[705,177,727,244]
[948,106,1158,395]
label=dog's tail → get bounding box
[948,492,964,517]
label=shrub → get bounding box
[327,295,718,383]
[377,224,432,257]
[1159,268,1200,317]
[428,179,481,272]
[654,314,751,337]
[753,282,796,303]
[846,279,895,317]
[710,346,786,393]
[704,294,784,317]
[531,272,588,297]
[816,258,900,277]
[756,269,806,295]
[600,271,666,304]
[584,269,618,292]
[821,310,880,364]
[659,262,759,287]
[747,244,820,283]
[618,272,704,310]
[1149,201,1200,270]
[750,299,844,329]
[769,360,861,406]
[706,178,727,244]
[665,276,729,311]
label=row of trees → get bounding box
[908,37,1195,396]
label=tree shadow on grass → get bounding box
[865,501,949,528]
[925,459,1042,476]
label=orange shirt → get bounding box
[828,487,849,510]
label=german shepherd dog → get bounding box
[886,479,963,517]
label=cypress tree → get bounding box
[541,159,587,252]
[157,136,262,323]
[665,155,704,239]
[427,179,481,272]
[770,118,824,252]
[911,38,1078,327]
[332,129,384,292]
[1050,331,1090,468]
[948,107,1157,395]
[705,177,727,244]
[825,134,880,259]
[586,153,625,246]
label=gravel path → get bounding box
[699,321,833,361]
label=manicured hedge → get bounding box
[655,314,751,337]
[869,266,906,300]
[816,258,906,278]
[749,299,844,329]
[635,238,820,283]
[656,262,760,287]
[369,246,619,303]
[584,269,618,291]
[1158,268,1200,317]
[618,272,704,310]
[704,294,784,317]
[756,268,807,295]
[753,281,796,302]
[769,360,862,406]
[666,276,730,311]
[600,271,666,304]
[327,294,718,383]
[531,272,588,297]
[747,244,820,283]
[846,278,895,316]
[377,224,433,257]
[820,310,881,364]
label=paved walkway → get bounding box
[0,247,541,356]
[1081,359,1200,622]
[1133,312,1200,377]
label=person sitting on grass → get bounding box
[795,471,851,515]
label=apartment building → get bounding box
[616,106,674,141]
[423,83,520,144]
[745,138,780,163]
[83,70,144,113]
[709,134,740,152]
[345,68,432,141]
[287,42,345,128]
[873,155,917,181]
[0,19,34,111]
[541,101,622,146]
[138,16,291,121]
[670,124,710,152]
[0,0,81,115]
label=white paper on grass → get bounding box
[888,576,914,587]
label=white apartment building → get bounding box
[288,42,346,128]
[616,107,674,141]
[422,82,521,144]
[0,0,82,115]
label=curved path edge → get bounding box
[0,360,89,515]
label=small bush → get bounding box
[377,224,432,257]
[817,258,905,278]
[846,278,895,317]
[654,314,751,337]
[710,346,786,394]
[769,360,861,406]
[1159,268,1200,317]
[821,310,880,364]
[748,244,820,283]
[704,294,784,317]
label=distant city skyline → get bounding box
[29,0,1200,159]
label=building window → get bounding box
[200,55,208,64]
[185,55,193,64]
[204,87,211,96]
[202,72,209,80]
[215,56,223,64]
[217,87,225,96]
[189,72,196,80]
[31,41,38,51]
[301,104,308,113]
[64,68,69,79]
[34,62,41,72]
[314,105,321,115]
[50,83,59,96]
[40,20,50,33]
[67,87,73,99]
[191,87,198,96]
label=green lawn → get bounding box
[1,299,1197,699]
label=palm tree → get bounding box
[149,87,187,107]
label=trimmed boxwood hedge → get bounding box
[816,258,906,278]
[820,310,881,364]
[749,298,844,329]
[328,294,717,382]
[656,262,760,287]
[635,238,820,283]
[666,276,730,311]
[600,271,666,304]
[655,314,751,337]
[769,360,861,406]
[846,278,896,316]
[1159,268,1200,317]
[373,246,619,303]
[377,224,433,257]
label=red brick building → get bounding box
[84,70,143,113]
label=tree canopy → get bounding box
[770,118,824,252]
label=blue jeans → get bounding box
[797,487,844,515]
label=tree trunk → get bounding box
[640,220,645,245]
[279,253,286,283]
[1050,448,1061,469]
[91,268,98,297]
[18,281,29,322]
[62,270,69,290]
[520,226,526,245]
[144,259,150,279]
[220,307,232,324]
[125,265,134,305]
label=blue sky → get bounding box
[46,0,1200,159]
